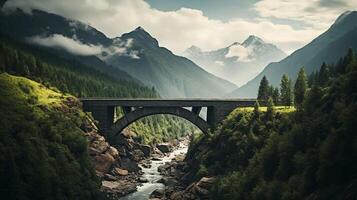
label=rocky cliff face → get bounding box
[80,116,146,199]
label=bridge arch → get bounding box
[110,107,209,136]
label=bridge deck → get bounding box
[80,98,258,107]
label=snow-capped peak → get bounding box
[242,35,265,47]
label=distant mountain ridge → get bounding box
[230,10,357,98]
[0,9,237,97]
[102,27,237,97]
[183,35,286,86]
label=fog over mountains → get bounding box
[184,35,286,86]
[0,9,237,98]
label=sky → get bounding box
[2,0,357,54]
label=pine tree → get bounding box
[265,97,275,121]
[253,100,260,119]
[317,62,330,86]
[294,68,308,109]
[258,76,269,101]
[280,74,292,106]
[272,87,280,104]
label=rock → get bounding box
[196,177,216,189]
[142,163,151,168]
[186,177,217,198]
[114,168,128,176]
[150,188,165,199]
[140,144,151,157]
[161,177,178,187]
[108,146,119,158]
[153,147,164,155]
[139,177,149,183]
[91,137,109,153]
[152,157,162,161]
[116,145,128,157]
[121,158,140,172]
[89,147,101,156]
[101,180,137,197]
[170,191,184,200]
[173,154,185,162]
[156,143,172,153]
[132,149,145,161]
[104,174,117,181]
[93,152,115,173]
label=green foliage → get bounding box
[280,74,293,106]
[257,76,270,101]
[258,76,280,104]
[294,68,308,109]
[0,73,103,200]
[190,50,357,200]
[0,37,195,145]
[0,40,157,98]
[186,104,291,181]
[126,114,197,145]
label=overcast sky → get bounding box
[2,0,357,54]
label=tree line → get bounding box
[187,48,357,199]
[257,68,309,109]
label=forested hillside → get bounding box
[0,73,103,199]
[0,37,196,145]
[186,50,357,199]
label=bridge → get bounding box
[80,98,257,136]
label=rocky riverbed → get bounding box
[81,117,216,200]
[120,138,189,200]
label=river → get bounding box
[120,141,188,200]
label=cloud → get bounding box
[254,0,357,29]
[2,0,351,55]
[225,45,254,62]
[27,34,102,56]
[102,37,141,59]
[214,61,224,66]
[27,34,141,59]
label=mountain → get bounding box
[102,27,237,97]
[0,9,140,83]
[183,35,286,86]
[230,11,357,98]
[0,9,237,98]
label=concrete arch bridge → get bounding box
[81,98,257,136]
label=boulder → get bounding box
[101,180,137,197]
[156,143,172,153]
[104,174,117,181]
[121,158,140,172]
[132,149,145,161]
[150,188,165,199]
[138,177,149,183]
[186,177,217,198]
[108,146,119,158]
[196,177,216,189]
[93,152,115,173]
[170,191,184,200]
[114,168,128,176]
[160,177,178,187]
[140,144,151,157]
[91,137,109,153]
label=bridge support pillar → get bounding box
[86,105,115,136]
[207,105,236,128]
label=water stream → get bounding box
[120,142,188,200]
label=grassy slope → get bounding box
[0,73,102,200]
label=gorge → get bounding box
[0,1,357,200]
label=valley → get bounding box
[0,1,357,200]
